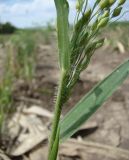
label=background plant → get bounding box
[10,31,36,81]
[48,0,128,160]
[0,30,36,135]
[0,45,14,134]
[0,22,17,34]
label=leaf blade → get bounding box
[54,0,70,71]
[60,60,129,142]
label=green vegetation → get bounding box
[0,22,17,34]
[0,30,37,134]
[10,31,36,80]
[48,0,128,160]
[0,46,14,134]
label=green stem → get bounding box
[48,70,67,160]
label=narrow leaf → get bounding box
[60,60,129,142]
[54,0,70,71]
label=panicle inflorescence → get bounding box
[112,6,123,17]
[76,0,85,12]
[64,0,126,93]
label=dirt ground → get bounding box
[0,31,129,160]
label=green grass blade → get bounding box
[54,0,70,71]
[49,127,60,160]
[60,60,129,142]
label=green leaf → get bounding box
[54,0,70,71]
[60,60,129,142]
[49,127,60,160]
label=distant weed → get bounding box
[10,31,36,80]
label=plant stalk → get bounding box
[48,70,67,160]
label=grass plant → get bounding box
[0,31,36,134]
[0,45,14,134]
[48,0,128,159]
[0,0,128,158]
[10,31,36,81]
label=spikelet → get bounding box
[76,2,80,11]
[118,0,126,6]
[78,32,89,46]
[97,17,109,29]
[112,7,122,17]
[92,20,98,31]
[75,9,92,31]
[76,0,84,11]
[98,10,110,23]
[86,42,98,54]
[84,8,92,18]
[109,0,116,6]
[102,10,110,18]
[99,0,109,10]
[95,38,105,49]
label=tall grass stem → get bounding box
[48,70,67,160]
